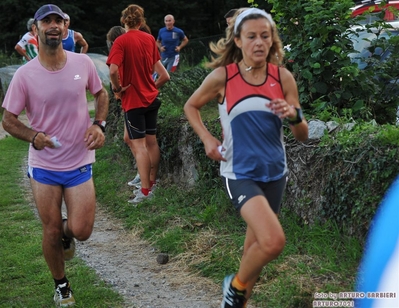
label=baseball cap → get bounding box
[34,4,66,21]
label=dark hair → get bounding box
[224,9,237,19]
[106,26,126,51]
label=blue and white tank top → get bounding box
[219,62,288,182]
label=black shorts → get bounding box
[124,98,161,139]
[221,176,287,214]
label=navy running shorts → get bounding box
[221,176,287,214]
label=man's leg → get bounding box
[170,54,180,72]
[63,178,96,241]
[30,179,65,279]
[145,134,160,183]
[163,57,174,72]
[129,138,151,190]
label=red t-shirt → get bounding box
[107,30,160,111]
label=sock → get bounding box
[54,276,68,288]
[141,187,151,196]
[232,274,247,291]
[150,180,156,188]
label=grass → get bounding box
[92,141,364,308]
[0,137,124,308]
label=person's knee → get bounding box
[259,231,286,260]
[71,223,94,241]
[146,136,158,148]
[43,224,63,245]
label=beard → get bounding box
[45,37,62,49]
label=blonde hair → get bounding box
[207,8,284,69]
[120,4,146,30]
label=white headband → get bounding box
[234,8,274,34]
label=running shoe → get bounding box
[221,274,247,308]
[54,282,75,307]
[128,190,153,204]
[127,174,141,187]
[61,215,76,261]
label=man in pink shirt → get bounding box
[2,4,108,307]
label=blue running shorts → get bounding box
[27,164,92,188]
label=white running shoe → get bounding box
[54,282,75,307]
[127,174,141,187]
[128,190,153,204]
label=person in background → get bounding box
[2,4,108,307]
[156,14,189,73]
[106,25,153,190]
[107,4,170,204]
[224,9,238,27]
[106,26,126,52]
[14,18,38,63]
[62,13,89,53]
[184,7,308,308]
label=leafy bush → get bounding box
[267,0,399,124]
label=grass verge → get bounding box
[93,140,364,308]
[0,136,124,308]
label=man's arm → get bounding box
[74,31,89,53]
[109,64,120,92]
[14,44,30,61]
[84,87,109,150]
[92,87,109,122]
[175,36,189,53]
[2,110,54,150]
[156,38,165,53]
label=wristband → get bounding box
[93,120,106,133]
[288,107,304,126]
[32,131,46,150]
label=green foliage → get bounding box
[300,122,399,237]
[263,0,399,124]
[159,66,211,108]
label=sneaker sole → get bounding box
[63,237,76,261]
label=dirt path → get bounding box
[1,104,224,308]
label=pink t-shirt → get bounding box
[2,51,103,171]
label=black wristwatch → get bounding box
[288,107,304,126]
[93,120,106,132]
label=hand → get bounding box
[114,84,131,100]
[203,136,226,162]
[32,132,56,150]
[84,125,105,150]
[175,46,180,52]
[160,46,165,52]
[266,99,297,120]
